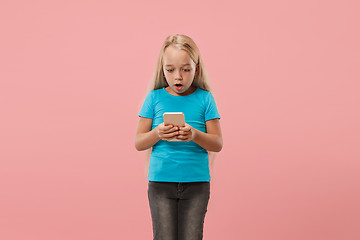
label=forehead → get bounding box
[163,46,194,66]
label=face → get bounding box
[162,45,198,96]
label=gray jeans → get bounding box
[148,181,210,240]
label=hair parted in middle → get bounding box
[150,34,211,92]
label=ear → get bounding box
[195,64,199,74]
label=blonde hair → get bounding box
[150,34,212,92]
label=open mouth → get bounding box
[175,84,183,90]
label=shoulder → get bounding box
[195,88,215,101]
[194,88,210,97]
[150,88,165,97]
[145,88,163,99]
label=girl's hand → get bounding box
[156,123,179,141]
[176,123,195,142]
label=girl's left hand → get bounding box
[176,123,196,142]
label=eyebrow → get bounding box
[164,64,191,67]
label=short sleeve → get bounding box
[139,91,155,119]
[205,92,220,121]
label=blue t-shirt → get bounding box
[138,87,220,182]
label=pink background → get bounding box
[1,0,359,239]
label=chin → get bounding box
[178,89,189,94]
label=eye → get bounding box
[166,69,173,72]
[183,69,191,72]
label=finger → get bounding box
[162,137,176,141]
[163,126,179,134]
[176,134,189,140]
[162,124,173,130]
[178,130,190,135]
[180,126,191,132]
[163,134,181,141]
[162,131,179,138]
[160,125,176,133]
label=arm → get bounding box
[135,117,159,151]
[134,117,180,151]
[176,118,223,152]
[193,118,223,152]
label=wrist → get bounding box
[191,126,198,141]
[152,126,161,141]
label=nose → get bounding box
[174,69,182,80]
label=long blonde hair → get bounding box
[150,34,212,92]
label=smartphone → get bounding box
[163,112,185,141]
[163,112,185,127]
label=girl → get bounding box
[135,34,223,240]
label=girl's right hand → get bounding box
[156,123,179,141]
